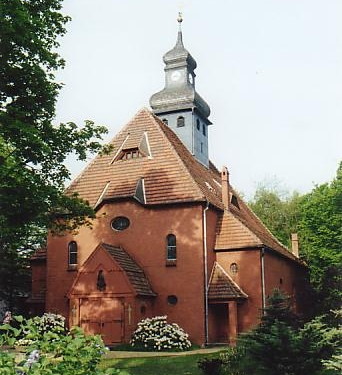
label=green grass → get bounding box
[100,353,221,375]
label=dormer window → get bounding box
[118,147,143,160]
[231,195,240,209]
[177,116,185,127]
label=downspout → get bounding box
[261,247,266,311]
[203,201,210,346]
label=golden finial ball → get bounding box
[177,12,183,23]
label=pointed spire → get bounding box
[175,12,184,49]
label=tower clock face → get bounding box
[171,70,181,81]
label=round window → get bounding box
[230,263,238,274]
[167,295,178,305]
[111,216,130,231]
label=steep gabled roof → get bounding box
[102,243,156,297]
[208,262,248,300]
[68,243,156,297]
[67,108,301,263]
[67,108,223,208]
[215,193,302,263]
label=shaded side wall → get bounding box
[215,249,263,332]
[264,251,307,314]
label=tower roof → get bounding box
[149,14,210,119]
[163,27,197,70]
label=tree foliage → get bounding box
[0,0,109,309]
[249,183,302,248]
[249,163,341,315]
[298,162,342,315]
[224,290,341,375]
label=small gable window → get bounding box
[97,270,106,291]
[230,262,238,274]
[202,123,206,136]
[68,241,78,266]
[118,147,143,160]
[177,116,185,127]
[166,234,177,260]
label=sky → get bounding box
[55,0,342,199]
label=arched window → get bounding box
[166,234,177,260]
[202,123,206,136]
[177,116,185,127]
[196,119,200,130]
[68,241,78,266]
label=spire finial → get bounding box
[177,12,183,30]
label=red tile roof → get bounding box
[67,108,301,263]
[208,262,248,300]
[102,243,156,297]
[67,109,223,209]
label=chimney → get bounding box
[291,233,299,257]
[221,166,230,210]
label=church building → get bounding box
[29,16,306,346]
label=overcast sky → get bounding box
[56,0,342,199]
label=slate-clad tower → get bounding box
[150,14,211,167]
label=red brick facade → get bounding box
[29,110,306,345]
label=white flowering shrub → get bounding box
[33,313,66,335]
[16,313,66,346]
[130,316,191,351]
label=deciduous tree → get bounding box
[0,0,109,309]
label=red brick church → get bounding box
[29,16,306,346]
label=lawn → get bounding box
[100,352,221,375]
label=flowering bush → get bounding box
[130,316,191,351]
[0,315,118,375]
[16,313,66,346]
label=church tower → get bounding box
[149,14,212,167]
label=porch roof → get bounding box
[102,243,156,297]
[208,262,248,301]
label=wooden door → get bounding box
[80,297,124,344]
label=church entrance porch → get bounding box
[208,301,238,345]
[67,243,156,345]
